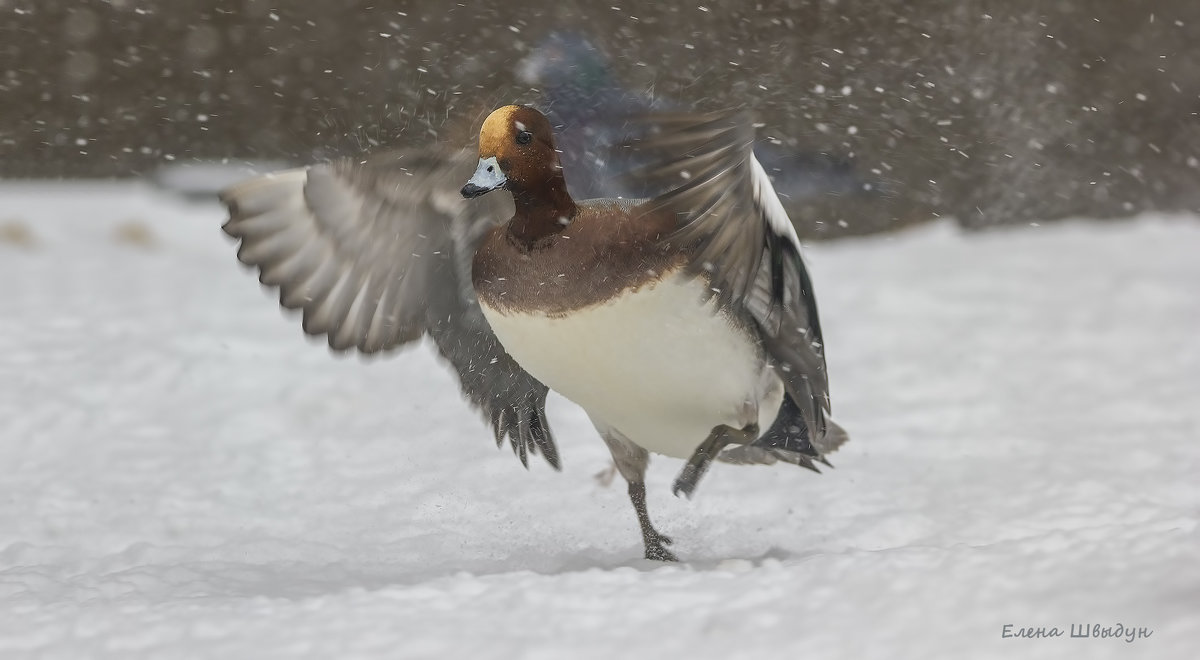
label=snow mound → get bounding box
[1,182,1196,658]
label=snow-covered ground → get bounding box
[1,181,1197,659]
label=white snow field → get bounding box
[1,181,1197,659]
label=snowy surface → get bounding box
[1,181,1197,659]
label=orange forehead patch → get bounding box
[478,105,521,157]
[477,105,553,157]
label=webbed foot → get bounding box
[644,532,677,562]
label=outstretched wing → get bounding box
[220,147,560,469]
[624,111,847,456]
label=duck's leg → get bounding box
[672,423,758,499]
[596,424,677,562]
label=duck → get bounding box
[220,104,848,562]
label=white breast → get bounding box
[479,274,782,459]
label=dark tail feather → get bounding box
[757,394,822,457]
[719,393,848,468]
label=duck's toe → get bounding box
[644,536,678,562]
[671,471,700,499]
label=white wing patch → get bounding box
[750,153,803,252]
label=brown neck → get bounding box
[508,173,577,249]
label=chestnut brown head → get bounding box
[461,105,563,199]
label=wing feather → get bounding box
[624,110,847,456]
[221,148,561,469]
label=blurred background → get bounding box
[4,0,1198,237]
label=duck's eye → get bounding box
[515,130,533,145]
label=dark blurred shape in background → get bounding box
[3,0,1198,237]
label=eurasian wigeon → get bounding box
[221,104,847,562]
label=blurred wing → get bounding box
[220,148,560,469]
[626,111,843,453]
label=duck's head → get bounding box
[461,105,563,200]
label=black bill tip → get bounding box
[461,183,492,199]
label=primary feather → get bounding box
[220,148,561,469]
